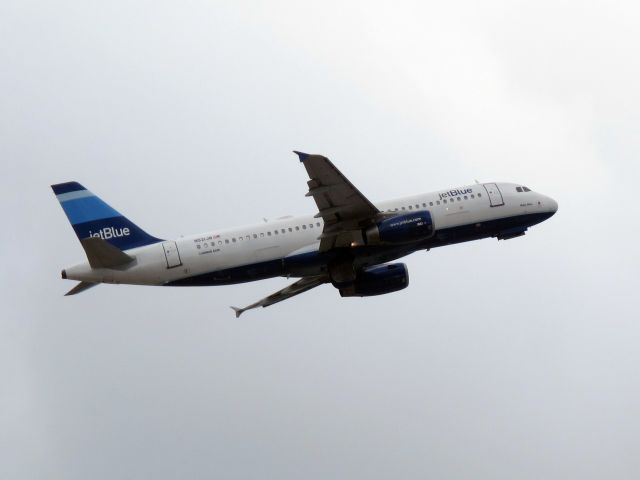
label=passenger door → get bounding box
[162,241,182,268]
[483,183,505,207]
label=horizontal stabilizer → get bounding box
[80,237,135,269]
[65,281,98,296]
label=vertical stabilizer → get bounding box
[51,182,162,250]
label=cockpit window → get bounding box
[516,187,523,192]
[523,186,531,192]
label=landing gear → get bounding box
[328,256,357,287]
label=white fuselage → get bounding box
[63,182,557,287]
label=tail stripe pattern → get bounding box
[51,181,162,250]
[55,189,93,202]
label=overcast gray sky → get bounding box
[2,1,639,478]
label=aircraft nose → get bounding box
[547,196,558,215]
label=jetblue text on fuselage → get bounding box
[52,154,558,317]
[439,188,473,200]
[88,227,131,239]
[389,217,424,228]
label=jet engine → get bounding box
[365,211,433,245]
[339,263,409,297]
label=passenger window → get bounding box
[302,225,307,230]
[457,197,461,201]
[416,204,420,209]
[408,205,413,210]
[516,187,523,192]
[288,227,293,232]
[295,226,300,231]
[309,224,313,228]
[429,202,433,206]
[316,222,321,227]
[267,232,271,236]
[232,238,236,243]
[471,194,475,199]
[464,195,468,200]
[281,229,285,234]
[436,200,441,205]
[401,207,406,211]
[443,199,447,204]
[478,193,482,197]
[274,230,278,235]
[260,233,264,237]
[422,203,426,207]
[225,239,229,244]
[253,234,257,239]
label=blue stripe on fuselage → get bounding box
[164,211,556,287]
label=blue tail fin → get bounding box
[51,182,162,250]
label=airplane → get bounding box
[52,151,558,316]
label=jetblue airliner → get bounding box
[52,152,558,316]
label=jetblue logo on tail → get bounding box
[52,181,163,249]
[88,227,131,240]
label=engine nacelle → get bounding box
[365,211,433,245]
[339,263,409,297]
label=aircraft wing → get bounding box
[294,151,380,251]
[231,275,328,317]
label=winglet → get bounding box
[230,306,244,318]
[293,151,310,162]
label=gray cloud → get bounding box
[1,1,639,479]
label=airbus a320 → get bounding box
[52,152,558,316]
